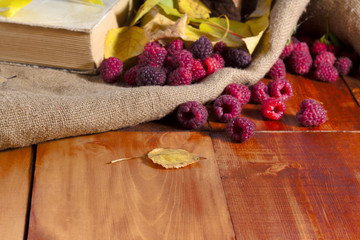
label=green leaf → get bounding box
[130,0,160,26]
[159,0,175,8]
[104,26,148,61]
[328,32,343,48]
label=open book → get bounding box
[0,0,130,73]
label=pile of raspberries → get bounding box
[100,35,252,85]
[270,36,358,82]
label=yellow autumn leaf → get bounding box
[104,26,148,61]
[0,0,32,17]
[82,0,104,6]
[130,0,160,26]
[147,148,202,169]
[143,13,188,42]
[177,0,210,19]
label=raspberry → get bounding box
[223,83,251,106]
[138,42,167,67]
[171,49,194,70]
[124,65,140,85]
[136,66,166,86]
[191,59,206,82]
[289,50,312,75]
[311,40,327,56]
[187,35,213,60]
[341,50,359,64]
[226,117,256,142]
[280,41,294,60]
[225,48,252,69]
[267,58,286,81]
[261,97,286,120]
[268,80,293,101]
[291,36,300,45]
[100,57,123,83]
[165,39,183,56]
[249,81,269,104]
[326,44,340,57]
[213,41,227,56]
[297,36,314,47]
[313,51,335,68]
[314,63,338,82]
[334,57,353,76]
[167,67,192,86]
[203,57,223,75]
[296,99,327,126]
[213,95,242,123]
[213,54,225,67]
[294,42,310,54]
[177,101,208,129]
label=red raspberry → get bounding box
[191,59,206,82]
[267,58,286,81]
[171,49,194,70]
[314,63,338,82]
[165,39,183,56]
[223,83,251,106]
[311,40,327,56]
[124,65,140,85]
[268,80,293,101]
[294,42,310,54]
[326,44,340,57]
[213,54,225,67]
[296,99,327,126]
[177,101,208,129]
[280,41,294,60]
[289,50,312,75]
[136,66,166,86]
[167,67,192,86]
[261,97,286,120]
[138,42,167,67]
[226,117,255,142]
[203,57,223,75]
[213,95,242,123]
[334,57,353,76]
[214,41,228,56]
[313,51,335,68]
[100,57,123,83]
[187,35,213,60]
[249,81,269,104]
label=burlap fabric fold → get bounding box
[0,0,310,150]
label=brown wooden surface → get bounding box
[211,131,360,239]
[0,147,33,240]
[1,72,360,239]
[28,131,234,240]
[209,74,360,131]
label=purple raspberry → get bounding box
[124,65,140,85]
[223,83,251,106]
[187,35,213,60]
[296,99,327,126]
[213,41,228,56]
[100,57,123,83]
[226,117,256,142]
[249,81,269,104]
[268,80,293,101]
[177,101,208,129]
[213,95,242,123]
[225,48,252,69]
[167,67,192,86]
[165,39,183,56]
[136,66,166,86]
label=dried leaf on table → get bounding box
[130,0,160,26]
[104,26,148,61]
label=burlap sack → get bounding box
[0,0,311,150]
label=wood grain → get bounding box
[211,131,360,239]
[209,74,360,131]
[28,131,234,240]
[0,147,33,240]
[343,75,360,106]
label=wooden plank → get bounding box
[0,147,33,240]
[343,75,360,106]
[211,131,360,239]
[28,131,234,239]
[209,74,360,131]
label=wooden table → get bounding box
[1,73,360,239]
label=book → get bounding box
[0,0,131,73]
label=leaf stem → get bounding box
[108,155,146,164]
